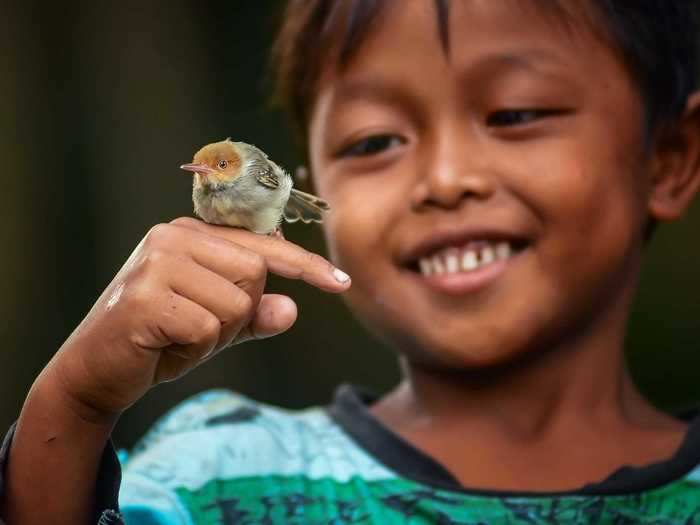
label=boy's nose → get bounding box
[410,144,496,212]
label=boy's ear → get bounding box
[648,91,700,221]
[295,164,318,193]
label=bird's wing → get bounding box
[283,188,330,224]
[255,164,280,189]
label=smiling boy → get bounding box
[2,1,700,524]
[308,0,697,489]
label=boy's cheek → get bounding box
[317,170,403,262]
[321,190,390,269]
[526,138,646,237]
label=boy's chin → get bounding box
[393,329,548,375]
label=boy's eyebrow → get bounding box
[467,49,569,75]
[331,78,417,110]
[455,49,574,86]
[328,50,572,110]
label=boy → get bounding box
[3,0,700,523]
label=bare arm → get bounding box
[1,364,118,524]
[0,218,350,524]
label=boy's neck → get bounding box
[372,276,683,447]
[370,294,687,491]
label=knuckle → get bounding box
[121,281,154,311]
[260,233,280,249]
[216,286,253,326]
[247,253,267,279]
[196,314,221,343]
[232,291,254,320]
[170,217,200,229]
[144,223,174,249]
[140,248,168,271]
[304,251,327,271]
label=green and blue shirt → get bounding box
[119,386,700,523]
[2,385,700,524]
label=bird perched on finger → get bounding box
[181,139,329,234]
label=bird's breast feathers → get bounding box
[194,168,292,234]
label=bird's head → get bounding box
[180,139,243,185]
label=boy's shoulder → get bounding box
[127,388,304,456]
[118,388,402,523]
[120,388,393,489]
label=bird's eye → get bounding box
[218,160,228,169]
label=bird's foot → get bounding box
[270,226,285,240]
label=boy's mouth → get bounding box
[415,240,526,276]
[400,229,531,295]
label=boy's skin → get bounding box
[309,0,700,491]
[3,0,700,523]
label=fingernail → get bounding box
[332,268,351,283]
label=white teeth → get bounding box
[432,255,445,275]
[461,250,478,271]
[480,246,495,265]
[445,253,460,274]
[496,242,511,260]
[418,241,516,277]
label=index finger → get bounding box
[171,217,351,292]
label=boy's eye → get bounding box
[487,109,563,127]
[337,134,404,158]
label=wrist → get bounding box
[32,359,122,430]
[5,357,121,525]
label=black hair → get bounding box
[590,1,700,132]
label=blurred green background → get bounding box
[0,1,698,449]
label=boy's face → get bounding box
[308,0,652,368]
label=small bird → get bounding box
[180,139,329,234]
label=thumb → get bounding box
[233,294,298,344]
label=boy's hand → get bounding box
[49,217,350,419]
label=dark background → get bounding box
[1,1,698,449]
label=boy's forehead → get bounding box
[308,0,637,140]
[327,1,595,51]
[320,1,602,91]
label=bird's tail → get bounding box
[284,188,330,224]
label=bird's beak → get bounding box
[180,163,217,176]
